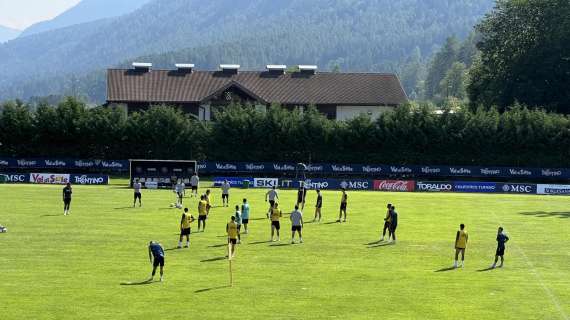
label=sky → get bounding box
[0,0,81,30]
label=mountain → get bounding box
[0,0,495,103]
[0,25,20,43]
[20,0,152,37]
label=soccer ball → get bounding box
[0,226,7,233]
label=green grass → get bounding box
[1,180,569,319]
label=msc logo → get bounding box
[502,184,534,193]
[2,174,27,182]
[339,180,370,190]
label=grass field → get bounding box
[0,180,569,320]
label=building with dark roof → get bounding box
[106,64,408,121]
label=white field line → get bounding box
[493,212,568,320]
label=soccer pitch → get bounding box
[0,180,568,320]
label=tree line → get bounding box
[1,98,569,167]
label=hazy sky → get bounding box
[0,0,81,30]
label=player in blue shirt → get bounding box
[491,227,510,268]
[148,241,165,282]
[241,198,250,234]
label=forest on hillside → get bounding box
[0,0,494,103]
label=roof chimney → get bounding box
[298,65,317,75]
[132,62,152,71]
[220,64,240,74]
[267,64,287,74]
[175,63,195,73]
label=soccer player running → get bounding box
[454,224,468,268]
[296,185,307,210]
[226,216,239,258]
[491,226,510,268]
[63,182,72,216]
[234,205,242,243]
[148,241,165,282]
[265,186,279,218]
[190,172,199,198]
[269,203,282,242]
[133,179,142,207]
[178,208,195,248]
[197,195,208,232]
[337,189,348,222]
[389,206,398,243]
[380,203,392,241]
[290,205,304,244]
[221,180,231,207]
[241,198,250,234]
[313,189,323,222]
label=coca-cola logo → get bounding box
[374,180,415,192]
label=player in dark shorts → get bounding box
[389,206,398,243]
[381,203,393,241]
[270,203,282,242]
[178,208,194,248]
[313,189,323,222]
[491,226,510,268]
[296,185,307,210]
[337,189,348,222]
[148,241,165,282]
[63,182,72,216]
[133,179,142,207]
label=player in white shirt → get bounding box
[290,205,304,244]
[265,186,279,218]
[133,179,142,207]
[175,180,184,206]
[190,173,199,197]
[221,180,231,207]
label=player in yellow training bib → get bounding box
[226,216,239,258]
[197,195,208,232]
[178,208,195,248]
[270,203,283,242]
[454,223,468,268]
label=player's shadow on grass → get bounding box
[323,221,340,225]
[200,256,227,262]
[120,279,154,286]
[208,243,228,248]
[367,242,394,248]
[249,240,272,245]
[114,206,136,210]
[519,211,570,219]
[434,266,456,272]
[40,214,62,217]
[476,267,496,272]
[195,285,231,293]
[249,218,266,221]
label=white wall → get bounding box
[335,105,394,121]
[199,104,211,121]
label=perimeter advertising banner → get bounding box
[373,180,415,192]
[537,184,570,195]
[213,177,253,187]
[453,181,498,193]
[0,173,30,183]
[70,174,109,185]
[30,173,70,184]
[415,181,454,192]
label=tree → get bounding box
[424,37,460,99]
[440,62,468,100]
[468,0,570,113]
